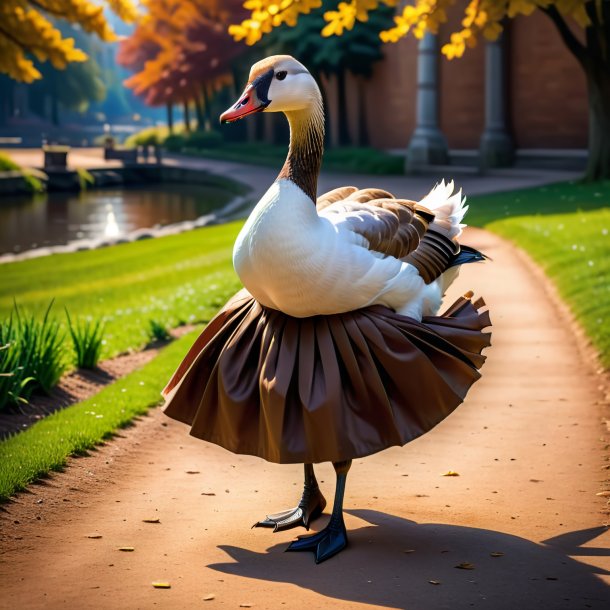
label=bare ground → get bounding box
[0,228,609,610]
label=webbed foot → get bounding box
[253,484,326,532]
[285,515,348,563]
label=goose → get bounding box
[163,55,491,564]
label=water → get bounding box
[0,184,234,255]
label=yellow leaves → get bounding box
[0,0,139,82]
[322,2,358,37]
[442,470,460,476]
[232,0,592,63]
[230,0,325,44]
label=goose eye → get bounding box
[276,71,287,81]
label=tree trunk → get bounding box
[183,101,191,132]
[336,69,351,147]
[583,60,610,181]
[202,83,211,131]
[166,102,174,133]
[194,95,205,131]
[543,4,610,181]
[356,76,369,147]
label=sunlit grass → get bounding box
[467,180,610,227]
[0,222,243,359]
[0,329,198,501]
[488,208,610,367]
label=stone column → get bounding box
[479,34,514,168]
[406,33,449,173]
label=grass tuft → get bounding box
[0,301,67,410]
[0,329,197,501]
[147,319,171,343]
[65,309,105,369]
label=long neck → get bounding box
[277,94,325,203]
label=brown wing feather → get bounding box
[319,191,433,259]
[316,186,358,211]
[318,187,463,284]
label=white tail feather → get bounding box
[418,179,468,240]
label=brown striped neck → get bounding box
[277,97,325,203]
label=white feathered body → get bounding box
[233,179,467,320]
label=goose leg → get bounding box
[285,460,351,563]
[253,464,326,532]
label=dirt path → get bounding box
[1,228,609,610]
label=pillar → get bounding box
[406,33,449,173]
[479,34,514,168]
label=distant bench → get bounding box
[104,147,138,163]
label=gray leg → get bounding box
[285,460,351,563]
[253,464,326,532]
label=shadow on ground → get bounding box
[209,510,610,610]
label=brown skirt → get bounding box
[163,289,491,464]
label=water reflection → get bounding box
[0,184,232,254]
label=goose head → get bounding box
[220,55,320,123]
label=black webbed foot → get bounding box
[253,483,326,532]
[285,514,348,563]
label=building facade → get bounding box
[323,11,588,162]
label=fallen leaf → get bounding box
[186,470,200,474]
[142,518,160,524]
[529,479,543,483]
[490,552,504,557]
[428,580,441,585]
[152,582,171,588]
[201,492,216,496]
[596,491,610,497]
[203,594,216,601]
[239,605,253,608]
[403,549,415,554]
[87,533,102,539]
[455,562,475,570]
[118,546,135,552]
[442,471,460,477]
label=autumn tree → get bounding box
[231,0,610,181]
[0,0,137,83]
[118,0,246,131]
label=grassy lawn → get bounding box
[468,180,610,367]
[0,222,243,359]
[0,329,198,501]
[488,208,610,367]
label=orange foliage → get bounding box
[118,0,247,106]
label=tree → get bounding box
[0,0,137,83]
[231,0,610,181]
[30,26,106,125]
[118,0,246,130]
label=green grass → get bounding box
[183,143,404,175]
[468,180,610,366]
[488,209,610,367]
[0,222,243,359]
[0,329,198,501]
[466,180,610,227]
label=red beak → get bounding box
[220,85,266,123]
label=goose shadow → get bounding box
[208,510,610,609]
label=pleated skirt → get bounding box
[163,289,491,464]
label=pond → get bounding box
[0,183,235,255]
